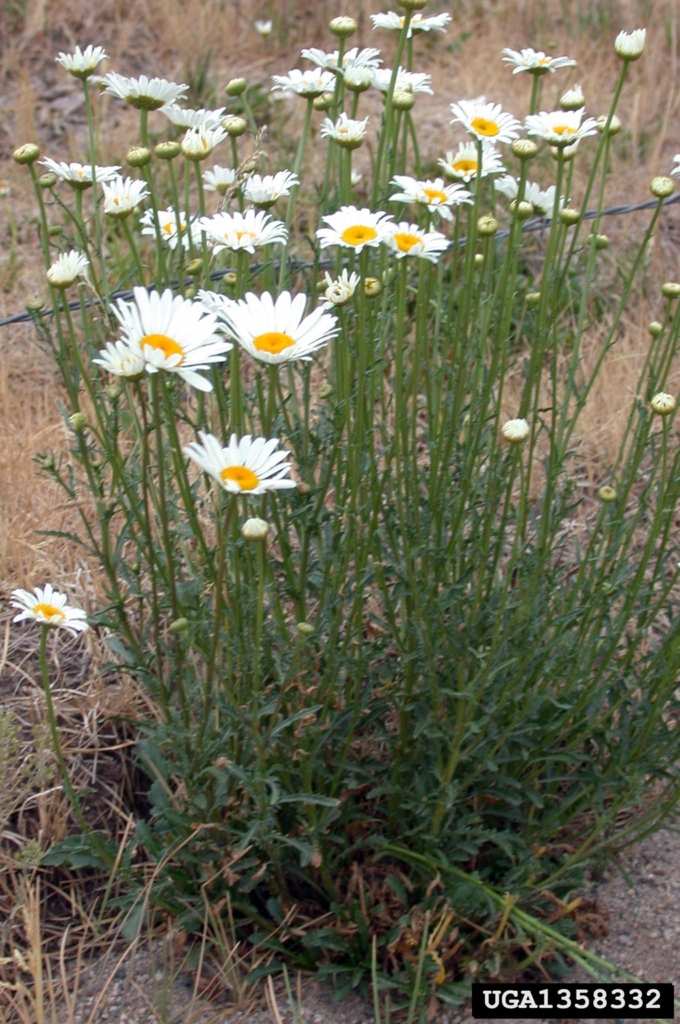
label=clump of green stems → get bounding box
[18,20,680,999]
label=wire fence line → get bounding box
[2,192,679,330]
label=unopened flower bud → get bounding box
[501,418,530,443]
[364,277,382,298]
[69,412,87,433]
[662,281,680,299]
[614,28,646,61]
[155,141,181,160]
[648,321,663,337]
[48,224,62,236]
[13,143,40,165]
[650,391,676,416]
[474,253,484,267]
[298,481,311,494]
[511,139,538,161]
[41,454,55,472]
[313,92,335,111]
[511,200,534,220]
[598,485,617,503]
[397,0,429,9]
[651,176,674,199]
[222,115,247,137]
[169,617,189,633]
[296,621,315,635]
[596,114,622,136]
[186,258,204,276]
[392,89,415,111]
[39,173,58,188]
[26,296,45,312]
[477,215,498,236]
[559,84,585,110]
[105,382,123,401]
[241,517,270,541]
[225,77,247,96]
[329,15,357,37]
[127,146,152,168]
[559,207,580,225]
[589,233,610,249]
[318,383,334,399]
[223,271,238,286]
[525,291,541,306]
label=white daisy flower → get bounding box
[494,174,520,200]
[671,155,680,179]
[316,205,394,252]
[109,287,231,393]
[301,46,382,73]
[101,175,149,217]
[525,108,598,146]
[93,338,146,379]
[40,158,120,188]
[55,44,108,79]
[389,175,472,221]
[102,72,189,111]
[140,209,203,251]
[371,67,434,94]
[11,584,88,635]
[495,176,564,217]
[614,29,646,60]
[202,165,238,194]
[162,105,226,129]
[370,11,451,36]
[320,112,369,149]
[450,100,522,143]
[321,269,361,307]
[384,222,450,262]
[501,47,576,75]
[210,290,339,364]
[199,209,288,254]
[46,250,90,288]
[255,19,273,36]
[184,432,297,494]
[438,141,505,183]
[181,124,228,161]
[271,68,336,97]
[242,170,299,208]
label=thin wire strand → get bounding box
[2,193,679,329]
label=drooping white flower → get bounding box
[321,269,361,308]
[370,11,451,36]
[371,66,434,94]
[389,175,472,221]
[242,170,299,208]
[163,105,226,129]
[209,290,339,364]
[108,287,231,392]
[255,19,273,36]
[316,206,394,252]
[46,250,90,288]
[450,100,522,144]
[501,47,576,75]
[384,222,450,262]
[271,68,335,97]
[614,29,646,60]
[202,165,238,194]
[140,208,203,251]
[185,432,296,494]
[320,112,369,148]
[11,584,88,635]
[495,176,565,217]
[199,209,288,254]
[101,175,149,217]
[55,44,108,79]
[181,124,228,161]
[102,72,189,111]
[525,108,598,146]
[40,158,120,187]
[438,141,505,183]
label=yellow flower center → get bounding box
[423,187,448,204]
[341,224,378,246]
[470,117,499,137]
[538,57,551,65]
[553,125,577,136]
[162,222,175,234]
[220,466,260,490]
[393,231,421,253]
[33,603,65,621]
[454,159,477,174]
[253,331,296,354]
[141,333,185,363]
